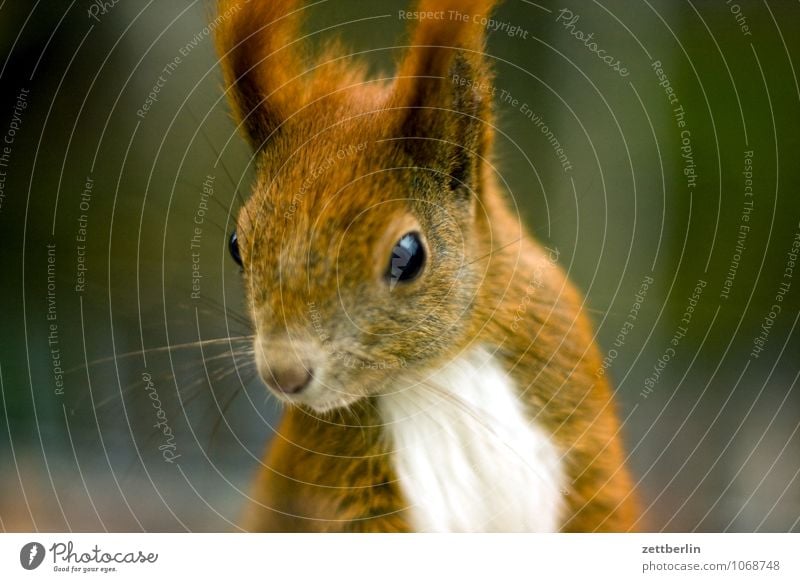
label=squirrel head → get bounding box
[217,0,500,412]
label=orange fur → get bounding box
[217,0,638,532]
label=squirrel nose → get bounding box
[255,337,318,396]
[265,364,313,395]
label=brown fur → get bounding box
[216,0,638,532]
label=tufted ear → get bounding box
[216,0,309,150]
[391,0,498,195]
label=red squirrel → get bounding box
[215,0,638,532]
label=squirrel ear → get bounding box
[391,0,497,193]
[216,0,307,150]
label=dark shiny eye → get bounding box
[229,231,243,267]
[387,232,426,286]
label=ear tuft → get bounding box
[391,0,500,193]
[215,0,308,150]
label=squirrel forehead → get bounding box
[249,131,417,219]
[241,145,417,251]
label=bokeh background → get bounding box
[1,0,798,531]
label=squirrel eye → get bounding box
[229,231,243,267]
[387,232,426,286]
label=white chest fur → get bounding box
[379,347,565,532]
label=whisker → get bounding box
[208,387,244,452]
[175,179,234,236]
[193,295,253,330]
[177,178,239,220]
[86,350,255,412]
[467,236,522,266]
[185,105,251,212]
[68,335,256,374]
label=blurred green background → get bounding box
[0,0,798,531]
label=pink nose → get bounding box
[255,338,317,396]
[263,364,313,395]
